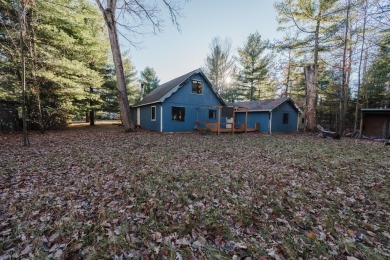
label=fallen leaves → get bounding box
[307,232,317,239]
[0,125,389,259]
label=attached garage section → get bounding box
[235,111,270,132]
[231,97,301,133]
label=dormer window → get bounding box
[192,80,203,94]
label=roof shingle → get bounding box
[134,69,199,107]
[229,97,298,111]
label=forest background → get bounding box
[0,0,388,134]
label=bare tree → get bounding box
[204,37,235,95]
[95,0,182,131]
[275,0,342,131]
[339,0,351,134]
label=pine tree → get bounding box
[101,56,139,112]
[361,41,390,108]
[139,67,160,95]
[236,32,270,101]
[0,0,110,130]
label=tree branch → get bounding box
[95,0,105,13]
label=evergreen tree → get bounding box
[361,41,390,108]
[236,32,270,101]
[139,67,160,95]
[0,0,21,101]
[101,56,139,112]
[34,0,109,128]
[0,0,110,129]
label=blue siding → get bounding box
[161,74,224,132]
[138,104,162,132]
[132,71,299,133]
[271,102,298,132]
[235,111,270,132]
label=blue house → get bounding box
[131,69,226,132]
[230,97,301,133]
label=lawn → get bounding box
[1,123,389,259]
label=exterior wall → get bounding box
[235,111,270,132]
[137,104,162,132]
[271,102,298,132]
[161,74,224,132]
[363,114,390,138]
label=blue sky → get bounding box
[125,0,282,83]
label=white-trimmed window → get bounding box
[151,106,156,121]
[192,80,203,94]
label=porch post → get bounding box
[245,109,248,133]
[232,107,235,134]
[217,107,221,135]
[160,106,163,132]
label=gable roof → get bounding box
[229,97,301,113]
[133,69,226,107]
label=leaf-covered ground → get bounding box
[1,122,389,259]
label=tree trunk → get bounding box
[28,8,44,134]
[354,0,368,132]
[99,2,133,131]
[303,17,320,132]
[89,87,95,126]
[89,110,95,126]
[345,24,353,130]
[304,64,317,131]
[19,2,30,146]
[362,49,369,107]
[284,48,292,97]
[86,111,90,123]
[340,0,351,135]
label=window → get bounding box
[209,109,216,119]
[151,106,156,121]
[283,113,289,124]
[172,107,185,121]
[192,80,203,94]
[301,118,305,124]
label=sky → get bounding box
[124,0,282,84]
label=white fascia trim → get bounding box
[269,111,272,133]
[160,85,180,103]
[160,106,163,132]
[151,105,156,121]
[133,101,160,108]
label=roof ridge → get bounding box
[158,69,199,87]
[133,68,206,107]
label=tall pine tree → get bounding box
[236,32,270,101]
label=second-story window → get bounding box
[192,80,203,94]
